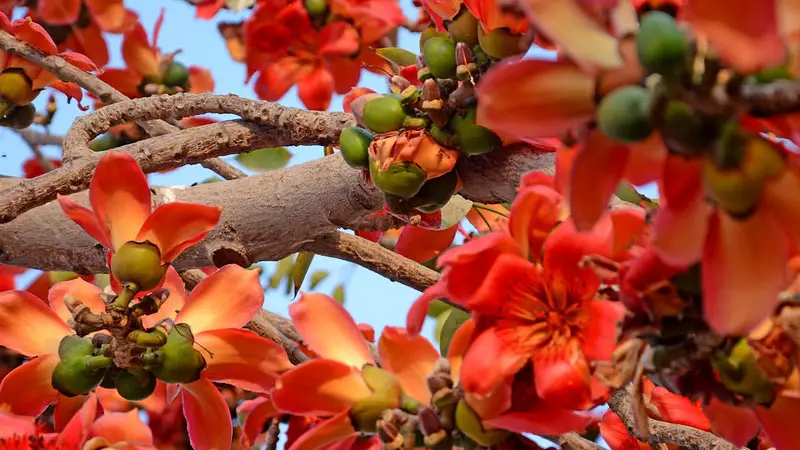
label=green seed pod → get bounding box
[162,61,190,88]
[446,7,480,47]
[448,106,502,155]
[52,355,112,397]
[100,366,120,389]
[661,100,715,154]
[303,0,328,18]
[636,11,688,76]
[362,95,406,134]
[111,241,168,291]
[369,159,427,199]
[423,37,458,79]
[477,27,525,59]
[429,124,460,148]
[597,86,654,143]
[339,127,374,170]
[116,368,158,401]
[148,323,207,384]
[58,335,95,360]
[419,27,450,53]
[412,169,459,213]
[3,104,36,129]
[90,133,121,152]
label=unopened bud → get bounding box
[423,79,442,101]
[378,420,403,449]
[433,358,452,375]
[455,42,474,65]
[432,387,458,409]
[390,76,412,93]
[416,54,427,70]
[427,372,453,395]
[418,407,442,435]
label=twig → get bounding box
[558,433,603,450]
[200,158,245,180]
[13,129,55,172]
[264,417,281,450]
[14,128,64,146]
[607,389,747,450]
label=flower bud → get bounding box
[597,86,654,144]
[390,76,412,94]
[58,335,95,360]
[711,339,775,404]
[162,61,190,88]
[378,420,403,449]
[411,169,460,213]
[420,27,450,53]
[303,0,329,19]
[0,69,34,105]
[477,27,526,59]
[116,368,158,401]
[52,355,112,397]
[454,399,510,446]
[339,127,374,170]
[350,395,400,432]
[111,241,169,291]
[90,133,121,152]
[370,159,427,198]
[0,104,36,129]
[636,11,688,77]
[363,95,407,133]
[423,37,458,79]
[449,106,502,155]
[446,7,480,47]
[146,323,207,384]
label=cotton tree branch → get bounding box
[15,128,64,147]
[607,389,746,450]
[13,128,55,171]
[557,433,602,450]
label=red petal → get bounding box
[378,326,439,404]
[703,396,760,446]
[622,134,668,186]
[89,409,154,445]
[57,393,99,446]
[136,202,222,263]
[89,152,152,251]
[196,0,225,19]
[48,277,105,324]
[599,410,646,450]
[660,154,705,212]
[484,400,594,435]
[394,225,457,263]
[195,328,293,393]
[95,387,134,413]
[0,355,60,416]
[62,21,110,68]
[447,318,475,386]
[764,169,800,249]
[84,0,138,33]
[463,380,512,419]
[54,394,88,432]
[121,21,159,76]
[0,291,71,356]
[510,183,564,260]
[580,300,625,362]
[290,293,374,368]
[319,22,360,57]
[702,209,788,335]
[175,264,263,334]
[652,190,711,267]
[188,66,215,94]
[182,377,232,450]
[287,410,358,450]
[238,396,280,448]
[343,87,376,113]
[98,69,141,99]
[649,386,710,430]
[272,359,371,416]
[460,327,528,396]
[140,267,186,329]
[59,51,98,73]
[755,394,800,450]
[57,194,110,248]
[49,81,86,108]
[298,66,335,111]
[253,57,309,102]
[12,17,58,54]
[533,341,592,410]
[0,411,36,438]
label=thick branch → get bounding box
[607,389,746,450]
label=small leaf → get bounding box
[375,47,418,67]
[332,284,345,304]
[309,270,330,290]
[235,147,292,172]
[93,274,111,290]
[269,256,295,289]
[439,308,471,356]
[433,310,452,344]
[615,181,658,207]
[439,195,474,230]
[291,252,315,296]
[427,299,451,318]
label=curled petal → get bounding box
[140,267,186,329]
[378,327,439,404]
[238,397,280,449]
[460,327,528,396]
[136,202,222,263]
[290,293,374,368]
[196,328,293,393]
[484,401,594,435]
[175,264,263,334]
[182,377,233,450]
[287,410,358,450]
[48,278,105,324]
[49,81,86,109]
[702,209,789,335]
[96,387,134,413]
[89,410,154,445]
[0,291,71,356]
[272,359,371,416]
[57,194,109,248]
[0,355,60,416]
[121,21,159,76]
[394,225,458,263]
[533,341,592,410]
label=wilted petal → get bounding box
[182,377,232,450]
[378,327,439,404]
[533,341,592,410]
[48,278,105,324]
[460,327,528,396]
[290,293,374,367]
[140,267,186,329]
[394,225,458,263]
[580,300,625,362]
[89,152,151,251]
[484,400,594,435]
[703,209,788,335]
[89,409,154,445]
[477,59,595,141]
[0,355,60,416]
[136,202,222,263]
[196,328,292,393]
[57,194,109,248]
[0,291,71,356]
[288,410,358,450]
[272,359,371,416]
[175,264,263,334]
[238,396,280,449]
[755,394,800,450]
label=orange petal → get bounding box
[580,300,625,362]
[89,152,152,251]
[290,293,374,368]
[477,59,595,141]
[97,69,141,99]
[447,318,475,386]
[57,393,99,445]
[188,66,215,94]
[89,409,153,445]
[287,410,358,450]
[329,56,362,96]
[484,400,594,435]
[95,387,135,413]
[394,225,458,263]
[510,183,564,260]
[0,291,71,356]
[702,209,789,335]
[135,202,222,263]
[755,393,800,450]
[121,21,159,76]
[518,0,623,72]
[0,355,60,416]
[272,359,371,416]
[297,66,334,111]
[764,169,800,248]
[59,51,98,73]
[684,0,785,74]
[85,0,138,33]
[623,134,668,186]
[463,380,512,420]
[238,396,280,448]
[599,410,643,450]
[175,264,263,334]
[652,190,711,267]
[649,386,710,430]
[63,21,109,68]
[57,194,110,248]
[0,411,36,438]
[378,327,439,404]
[533,341,592,410]
[140,266,186,329]
[704,397,759,446]
[196,328,292,393]
[48,278,105,324]
[182,377,232,450]
[54,394,88,432]
[12,17,59,54]
[460,327,528,397]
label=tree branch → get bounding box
[557,433,602,450]
[15,128,64,147]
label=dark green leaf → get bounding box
[375,47,418,67]
[427,299,451,318]
[615,181,659,208]
[332,284,345,304]
[235,147,292,172]
[309,270,330,290]
[439,308,471,355]
[291,252,315,296]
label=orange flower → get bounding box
[422,0,528,33]
[35,0,137,33]
[22,157,62,178]
[0,14,97,107]
[370,128,460,180]
[268,293,441,450]
[56,152,221,288]
[328,0,405,44]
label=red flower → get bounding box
[328,0,405,44]
[35,0,137,33]
[22,157,62,178]
[0,266,24,292]
[422,0,528,33]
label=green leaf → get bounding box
[93,274,111,290]
[291,252,315,296]
[332,284,345,304]
[437,195,473,230]
[375,47,418,67]
[433,310,451,345]
[439,308,470,356]
[269,256,295,290]
[427,299,451,318]
[235,147,292,172]
[615,181,658,208]
[309,270,329,290]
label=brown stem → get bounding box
[558,433,603,450]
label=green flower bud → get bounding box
[597,86,654,143]
[116,368,158,401]
[412,169,459,213]
[162,61,190,88]
[636,11,688,77]
[339,127,374,170]
[52,355,112,397]
[454,399,509,446]
[429,124,460,148]
[90,133,121,152]
[58,335,96,360]
[111,241,168,291]
[446,8,480,47]
[363,95,406,134]
[304,0,328,19]
[147,323,207,384]
[420,27,450,53]
[711,339,775,404]
[449,106,502,155]
[477,27,525,59]
[369,159,427,199]
[423,37,458,79]
[661,100,715,154]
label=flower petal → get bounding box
[463,380,512,420]
[272,359,371,416]
[287,410,358,450]
[57,194,110,248]
[140,267,186,329]
[703,396,760,446]
[54,394,89,432]
[477,59,596,141]
[394,225,458,263]
[48,278,105,323]
[238,396,280,449]
[652,189,712,267]
[533,341,592,410]
[764,168,800,248]
[0,355,60,416]
[97,69,141,99]
[89,152,152,251]
[0,411,36,438]
[755,394,800,450]
[175,264,263,334]
[580,300,624,362]
[57,393,99,446]
[84,0,138,33]
[484,400,594,435]
[188,66,215,94]
[297,66,335,111]
[290,293,374,368]
[460,327,528,397]
[649,386,710,430]
[0,291,71,356]
[702,209,788,335]
[96,387,134,413]
[447,318,475,386]
[196,328,292,393]
[599,410,644,450]
[378,327,439,404]
[121,21,159,76]
[136,202,222,263]
[182,377,232,450]
[510,183,564,260]
[89,409,153,445]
